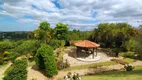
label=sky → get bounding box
[0,0,142,31]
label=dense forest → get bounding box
[0,31,28,41]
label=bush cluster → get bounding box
[3,59,28,80]
[4,52,19,62]
[124,65,134,71]
[57,59,70,70]
[122,52,135,58]
[0,40,37,65]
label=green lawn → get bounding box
[82,66,142,80]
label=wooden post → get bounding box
[96,48,97,56]
[93,48,95,59]
[76,47,79,57]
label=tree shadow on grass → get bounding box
[31,65,47,76]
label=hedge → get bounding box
[3,59,28,80]
[35,44,58,77]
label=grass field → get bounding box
[82,66,142,80]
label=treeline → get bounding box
[68,30,92,41]
[0,29,92,43]
[0,31,28,41]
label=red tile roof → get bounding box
[74,40,100,48]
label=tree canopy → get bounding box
[54,22,69,40]
[90,23,137,49]
[68,29,92,41]
[34,22,52,43]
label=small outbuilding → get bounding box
[74,40,100,59]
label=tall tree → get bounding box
[34,22,51,43]
[54,22,69,41]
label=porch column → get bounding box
[96,48,97,56]
[76,47,79,57]
[93,48,95,59]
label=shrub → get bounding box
[0,40,16,53]
[0,57,4,65]
[4,52,19,62]
[13,40,37,55]
[123,52,135,58]
[57,59,70,70]
[55,48,69,70]
[35,44,58,77]
[3,59,28,80]
[124,65,134,71]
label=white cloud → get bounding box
[0,0,142,30]
[19,18,39,24]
